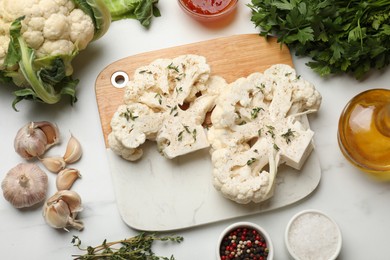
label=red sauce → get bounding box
[182,0,234,15]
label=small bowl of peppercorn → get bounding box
[217,221,274,260]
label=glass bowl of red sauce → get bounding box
[178,0,238,22]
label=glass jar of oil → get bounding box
[338,89,390,180]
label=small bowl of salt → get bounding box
[285,209,342,260]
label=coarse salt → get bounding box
[285,210,342,260]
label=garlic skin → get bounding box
[43,190,83,231]
[56,168,81,190]
[40,156,66,173]
[63,135,82,164]
[43,199,70,229]
[1,163,48,208]
[52,190,83,213]
[14,121,60,160]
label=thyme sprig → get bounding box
[71,233,183,260]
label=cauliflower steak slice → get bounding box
[208,64,322,204]
[108,55,227,161]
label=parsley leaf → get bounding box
[249,0,390,80]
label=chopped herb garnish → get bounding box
[247,158,257,165]
[281,128,296,144]
[192,129,197,141]
[266,125,275,138]
[177,126,197,142]
[175,73,186,81]
[167,62,180,73]
[251,107,264,119]
[139,69,152,74]
[178,130,184,141]
[154,93,162,105]
[176,86,183,93]
[273,143,280,151]
[120,108,138,121]
[256,83,266,94]
[170,105,178,115]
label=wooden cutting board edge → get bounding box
[95,34,293,148]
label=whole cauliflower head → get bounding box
[0,0,95,69]
[108,55,227,161]
[208,64,322,204]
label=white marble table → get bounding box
[1,1,389,259]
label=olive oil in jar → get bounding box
[338,89,390,180]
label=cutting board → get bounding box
[95,34,321,231]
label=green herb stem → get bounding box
[72,233,183,260]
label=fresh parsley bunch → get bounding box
[249,0,390,79]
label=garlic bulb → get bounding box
[40,156,66,173]
[1,163,48,208]
[14,121,60,160]
[42,190,83,231]
[56,168,81,190]
[63,135,82,164]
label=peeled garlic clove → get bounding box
[56,168,81,190]
[43,190,84,231]
[14,121,60,159]
[1,163,48,208]
[40,156,66,173]
[63,135,82,164]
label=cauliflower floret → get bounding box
[109,55,227,161]
[208,64,321,204]
[68,9,94,50]
[212,138,279,204]
[1,0,38,22]
[108,132,143,162]
[22,17,45,49]
[124,55,211,106]
[43,13,70,40]
[39,0,61,19]
[110,103,165,149]
[157,94,217,159]
[55,0,76,15]
[0,35,10,67]
[37,39,74,57]
[0,0,95,63]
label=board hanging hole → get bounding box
[111,71,129,88]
